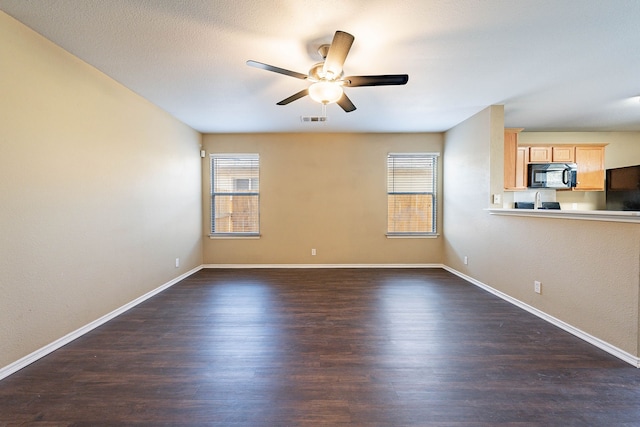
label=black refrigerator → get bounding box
[606,165,640,211]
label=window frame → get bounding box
[386,152,439,237]
[210,153,260,237]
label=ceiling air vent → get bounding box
[301,116,328,123]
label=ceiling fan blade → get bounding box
[337,92,356,113]
[343,74,409,87]
[246,60,308,80]
[276,88,309,105]
[322,31,355,78]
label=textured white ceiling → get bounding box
[1,0,640,133]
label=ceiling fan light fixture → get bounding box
[308,80,343,104]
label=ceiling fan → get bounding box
[246,30,409,113]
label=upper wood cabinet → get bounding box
[551,146,574,162]
[515,146,529,189]
[574,146,606,191]
[530,145,576,163]
[504,128,526,190]
[529,146,552,163]
[528,144,598,165]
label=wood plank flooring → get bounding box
[1,268,639,426]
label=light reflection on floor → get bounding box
[377,279,446,360]
[205,282,282,358]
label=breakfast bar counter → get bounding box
[487,208,640,223]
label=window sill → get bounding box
[386,233,439,239]
[209,234,261,239]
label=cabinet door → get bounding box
[503,129,523,190]
[515,147,529,188]
[529,146,552,162]
[552,146,574,162]
[574,146,605,190]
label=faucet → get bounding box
[534,191,542,210]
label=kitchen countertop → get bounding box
[487,208,640,223]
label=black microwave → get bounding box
[528,163,577,189]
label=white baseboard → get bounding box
[0,265,204,381]
[202,263,442,269]
[443,266,640,368]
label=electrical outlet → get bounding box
[493,194,502,204]
[175,258,180,268]
[311,248,316,256]
[463,256,468,265]
[534,280,541,294]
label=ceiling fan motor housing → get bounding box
[308,62,342,81]
[317,44,330,60]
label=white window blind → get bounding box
[387,153,438,235]
[211,154,260,235]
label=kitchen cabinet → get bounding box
[552,146,574,162]
[515,147,529,188]
[504,128,526,190]
[529,145,575,163]
[529,146,552,162]
[574,146,605,191]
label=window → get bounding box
[387,153,438,235]
[211,154,260,235]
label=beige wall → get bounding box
[443,107,640,357]
[0,12,203,369]
[202,133,443,265]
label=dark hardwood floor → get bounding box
[1,268,639,426]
